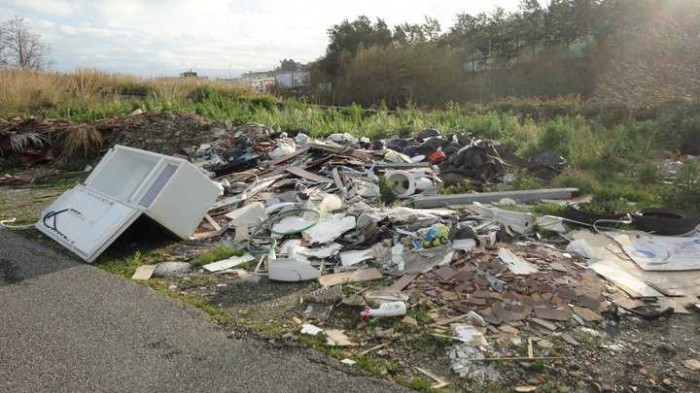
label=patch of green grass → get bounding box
[181,295,232,325]
[502,171,545,191]
[408,377,433,392]
[189,245,242,267]
[140,279,232,325]
[355,353,401,376]
[95,250,142,278]
[295,334,347,359]
[407,303,435,325]
[378,177,398,205]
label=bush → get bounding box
[663,159,700,213]
[538,117,573,156]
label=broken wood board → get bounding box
[286,166,333,183]
[325,329,354,346]
[318,268,383,287]
[132,264,157,280]
[590,260,663,298]
[203,214,221,231]
[572,306,603,322]
[389,273,419,291]
[609,292,644,310]
[498,248,538,275]
[530,317,558,331]
[415,367,450,389]
[189,225,228,241]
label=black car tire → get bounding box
[633,208,700,236]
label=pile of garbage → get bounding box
[168,124,698,382]
[22,119,700,385]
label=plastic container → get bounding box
[360,301,407,318]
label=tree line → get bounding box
[312,0,700,107]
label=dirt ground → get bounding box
[172,270,700,393]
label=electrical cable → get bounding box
[0,218,35,230]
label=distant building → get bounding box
[274,69,311,89]
[180,70,198,78]
[240,71,276,93]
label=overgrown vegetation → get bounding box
[2,68,699,214]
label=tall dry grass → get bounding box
[0,69,248,117]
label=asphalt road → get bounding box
[0,229,408,393]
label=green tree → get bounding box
[519,0,545,56]
[319,16,393,79]
[545,0,577,46]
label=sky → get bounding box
[0,0,535,78]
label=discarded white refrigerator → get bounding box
[36,145,222,262]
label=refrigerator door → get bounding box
[35,185,141,262]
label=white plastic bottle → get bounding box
[360,301,407,318]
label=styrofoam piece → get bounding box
[300,323,323,336]
[268,258,320,282]
[452,239,477,252]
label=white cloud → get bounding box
[0,0,532,76]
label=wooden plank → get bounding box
[415,367,450,390]
[132,265,157,280]
[389,273,419,291]
[590,260,663,298]
[286,166,333,183]
[204,214,221,231]
[318,268,383,287]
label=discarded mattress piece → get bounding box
[36,145,221,262]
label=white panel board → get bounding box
[36,186,140,262]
